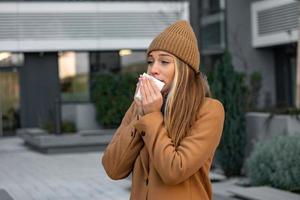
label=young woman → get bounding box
[102,20,225,200]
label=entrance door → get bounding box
[274,45,297,107]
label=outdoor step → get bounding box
[228,186,300,200]
[18,128,116,153]
[209,172,226,182]
[0,189,14,200]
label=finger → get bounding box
[134,98,144,116]
[145,78,155,100]
[134,98,141,104]
[135,82,140,95]
[140,79,149,103]
[148,78,161,96]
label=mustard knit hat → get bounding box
[147,20,200,73]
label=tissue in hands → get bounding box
[135,73,165,101]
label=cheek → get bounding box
[166,74,173,85]
[162,73,174,88]
[167,66,175,84]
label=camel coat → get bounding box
[102,97,225,200]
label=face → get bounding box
[147,50,175,94]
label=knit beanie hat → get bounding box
[147,20,200,73]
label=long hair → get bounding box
[164,58,207,147]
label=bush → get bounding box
[43,120,76,134]
[248,71,262,110]
[209,51,247,177]
[61,121,76,133]
[246,136,300,192]
[91,72,138,128]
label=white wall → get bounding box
[62,103,101,131]
[0,1,189,52]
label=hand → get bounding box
[139,76,163,115]
[134,81,144,116]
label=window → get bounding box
[0,52,23,67]
[90,51,120,74]
[90,50,147,75]
[0,53,22,134]
[58,52,90,102]
[119,50,147,73]
[210,0,220,13]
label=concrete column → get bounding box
[20,52,60,131]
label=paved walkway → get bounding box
[0,137,235,200]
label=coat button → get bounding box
[141,131,146,136]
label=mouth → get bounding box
[147,73,165,83]
[154,77,164,83]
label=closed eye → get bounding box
[147,60,154,65]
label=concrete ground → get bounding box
[0,137,235,200]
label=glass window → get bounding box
[119,50,147,73]
[0,52,22,134]
[210,0,220,13]
[90,50,147,75]
[90,51,120,74]
[0,52,23,67]
[58,51,90,102]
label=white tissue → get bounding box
[134,73,165,101]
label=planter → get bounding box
[245,112,300,157]
[61,103,101,131]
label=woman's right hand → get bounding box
[134,80,144,116]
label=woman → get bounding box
[102,20,225,200]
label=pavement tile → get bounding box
[0,137,233,200]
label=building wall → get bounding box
[226,0,276,108]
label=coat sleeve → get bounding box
[134,99,225,185]
[102,102,144,180]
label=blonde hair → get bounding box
[164,58,207,147]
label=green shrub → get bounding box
[209,51,247,177]
[246,136,300,192]
[61,121,76,133]
[248,71,262,110]
[43,120,76,134]
[91,72,138,128]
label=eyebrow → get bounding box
[148,54,172,58]
[158,54,172,57]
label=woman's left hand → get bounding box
[139,76,163,115]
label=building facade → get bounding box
[0,0,198,134]
[200,0,298,108]
[1,0,298,135]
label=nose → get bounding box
[149,61,160,76]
